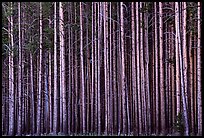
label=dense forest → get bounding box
[1,2,202,136]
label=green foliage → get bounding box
[42,26,54,50]
[42,2,52,18]
[2,3,13,18]
[143,2,151,13]
[173,112,184,134]
[26,40,38,54]
[44,27,54,36]
[139,3,151,13]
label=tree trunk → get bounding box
[8,2,15,136]
[53,2,58,134]
[79,2,86,134]
[97,2,102,135]
[74,2,78,133]
[175,3,181,119]
[91,2,95,133]
[136,2,142,135]
[120,2,127,134]
[17,2,22,135]
[197,2,202,136]
[104,2,109,135]
[59,2,67,134]
[112,4,117,134]
[144,4,151,134]
[48,17,52,133]
[159,2,166,134]
[37,2,42,135]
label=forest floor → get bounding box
[3,131,198,136]
[6,132,191,136]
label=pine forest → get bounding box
[1,2,202,136]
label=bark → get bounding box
[70,3,74,134]
[136,2,142,135]
[53,2,58,134]
[182,2,188,117]
[8,2,15,136]
[109,3,113,135]
[74,3,78,133]
[168,23,172,134]
[91,2,95,133]
[188,23,194,134]
[193,28,197,136]
[48,17,52,133]
[67,3,72,134]
[175,3,181,117]
[104,2,109,135]
[79,2,86,134]
[144,4,151,134]
[197,2,202,136]
[37,2,42,135]
[112,4,117,134]
[120,2,127,134]
[170,24,175,132]
[97,2,102,135]
[59,2,67,134]
[154,2,159,135]
[44,52,49,134]
[159,2,166,134]
[94,2,98,133]
[131,2,137,134]
[85,3,91,133]
[140,2,146,134]
[117,3,122,135]
[17,2,22,135]
[30,52,35,134]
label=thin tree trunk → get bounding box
[74,2,78,133]
[85,4,91,133]
[44,52,49,134]
[144,5,151,134]
[94,2,98,133]
[30,52,35,134]
[170,24,175,133]
[109,2,113,135]
[104,2,109,135]
[17,2,22,135]
[154,2,159,135]
[131,2,137,135]
[79,2,86,134]
[197,2,202,136]
[53,2,58,134]
[193,29,197,136]
[37,2,43,135]
[188,23,194,134]
[182,2,188,120]
[97,2,102,135]
[112,4,117,134]
[140,2,146,134]
[67,3,72,134]
[48,17,52,133]
[91,2,95,133]
[159,2,166,134]
[8,2,15,136]
[59,2,67,134]
[120,2,127,134]
[70,3,74,133]
[168,23,172,134]
[117,3,122,135]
